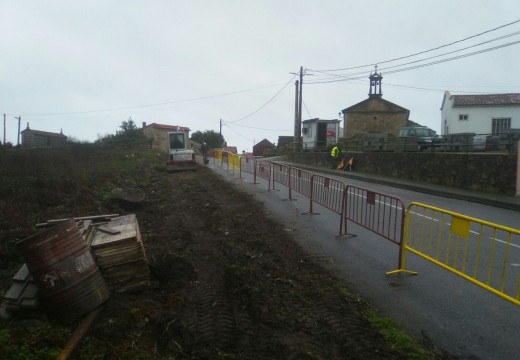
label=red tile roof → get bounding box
[452,93,520,107]
[145,123,190,132]
[223,146,237,154]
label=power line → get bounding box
[306,39,520,85]
[225,74,297,124]
[361,31,520,76]
[225,122,292,132]
[308,19,520,73]
[15,82,287,117]
[222,123,254,142]
[310,30,520,81]
[302,100,312,119]
[384,40,520,75]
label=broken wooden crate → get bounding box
[3,264,39,311]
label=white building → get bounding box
[440,91,520,135]
[302,118,341,150]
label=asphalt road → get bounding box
[205,159,520,360]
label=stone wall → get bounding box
[345,112,407,138]
[287,151,518,195]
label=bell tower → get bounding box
[368,65,383,98]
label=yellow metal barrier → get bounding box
[229,153,241,172]
[387,202,520,306]
[214,149,223,164]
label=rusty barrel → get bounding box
[16,219,109,322]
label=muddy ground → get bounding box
[0,148,454,359]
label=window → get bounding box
[492,118,511,135]
[459,114,468,121]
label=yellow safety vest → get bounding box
[331,147,339,158]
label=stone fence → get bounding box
[286,151,518,196]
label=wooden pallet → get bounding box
[88,214,150,293]
[3,214,150,314]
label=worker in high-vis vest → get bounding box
[330,145,340,169]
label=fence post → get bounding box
[339,186,346,236]
[268,162,272,191]
[253,160,257,184]
[309,174,314,214]
[288,167,292,200]
[516,138,520,197]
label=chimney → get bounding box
[142,122,147,128]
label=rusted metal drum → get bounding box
[16,219,109,322]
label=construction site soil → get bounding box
[0,148,454,359]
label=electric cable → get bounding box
[305,39,520,85]
[225,73,298,124]
[308,19,520,73]
[15,81,288,117]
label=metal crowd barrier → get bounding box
[309,174,346,216]
[228,153,240,175]
[340,185,406,266]
[240,157,256,181]
[289,167,313,199]
[210,155,520,306]
[272,163,292,197]
[213,149,222,165]
[387,202,520,306]
[340,186,405,243]
[255,160,272,189]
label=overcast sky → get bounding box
[2,1,520,152]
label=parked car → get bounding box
[473,134,499,151]
[398,126,440,151]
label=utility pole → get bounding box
[14,116,21,146]
[291,66,310,151]
[297,66,304,151]
[219,119,224,147]
[293,80,299,151]
[3,113,5,145]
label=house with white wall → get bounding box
[302,118,341,150]
[440,91,520,135]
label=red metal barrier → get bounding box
[309,174,346,215]
[289,168,312,198]
[255,160,272,189]
[240,157,255,181]
[340,185,405,266]
[272,163,292,198]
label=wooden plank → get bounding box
[36,214,120,228]
[12,264,30,282]
[96,225,121,235]
[94,244,142,258]
[4,282,26,301]
[100,262,149,277]
[90,227,138,248]
[19,297,39,308]
[56,305,104,360]
[20,283,39,300]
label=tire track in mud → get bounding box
[190,261,237,350]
